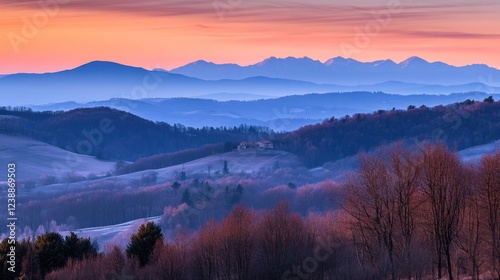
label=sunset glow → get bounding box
[1,0,500,74]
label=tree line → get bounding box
[340,143,499,279]
[115,142,236,175]
[0,106,271,161]
[0,232,97,279]
[278,98,500,167]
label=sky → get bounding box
[0,0,499,74]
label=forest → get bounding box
[2,99,500,169]
[0,106,270,161]
[278,98,500,166]
[2,144,499,280]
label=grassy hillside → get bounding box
[0,134,115,181]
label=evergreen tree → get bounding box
[223,160,229,175]
[180,171,187,181]
[35,232,66,277]
[182,189,193,206]
[228,184,244,207]
[171,181,181,191]
[64,232,97,261]
[126,222,163,266]
[236,184,244,194]
[204,182,213,200]
[192,178,200,188]
[484,96,494,103]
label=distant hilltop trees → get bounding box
[278,98,500,166]
[0,106,272,161]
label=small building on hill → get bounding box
[237,141,252,150]
[256,140,273,150]
[237,140,273,150]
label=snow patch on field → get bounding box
[60,216,161,252]
[0,134,116,181]
[30,149,300,194]
[458,139,500,162]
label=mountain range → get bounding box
[170,56,500,85]
[1,57,499,106]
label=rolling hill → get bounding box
[0,107,270,161]
[0,134,115,181]
[29,92,500,131]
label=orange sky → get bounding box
[1,0,499,74]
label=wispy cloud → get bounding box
[1,0,499,72]
[390,30,500,39]
[3,0,498,21]
[0,0,216,17]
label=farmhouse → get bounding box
[256,140,273,149]
[237,141,273,150]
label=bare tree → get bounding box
[477,151,500,278]
[455,164,485,280]
[419,143,466,280]
[191,220,221,280]
[20,239,41,280]
[342,150,398,279]
[140,240,187,280]
[218,205,257,280]
[256,201,314,280]
[389,144,422,279]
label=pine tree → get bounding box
[484,96,494,103]
[34,232,66,277]
[180,171,187,181]
[126,222,163,266]
[64,232,97,261]
[171,181,181,191]
[182,189,193,206]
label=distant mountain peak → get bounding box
[256,56,277,66]
[191,59,213,65]
[371,59,396,67]
[152,68,168,72]
[324,56,359,66]
[255,56,319,67]
[76,60,126,68]
[71,61,146,73]
[399,56,429,68]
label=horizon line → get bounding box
[1,55,497,76]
